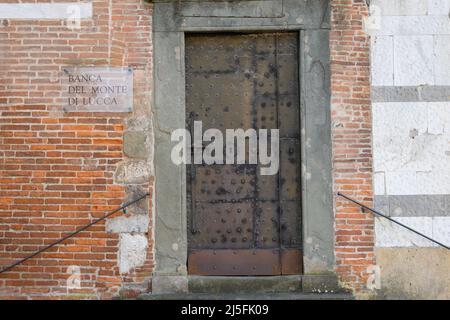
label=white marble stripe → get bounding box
[0,3,92,19]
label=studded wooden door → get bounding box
[186,33,302,276]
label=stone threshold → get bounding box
[146,274,351,298]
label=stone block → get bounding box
[371,36,394,86]
[115,160,152,184]
[373,172,386,195]
[152,275,188,294]
[375,216,433,247]
[420,86,450,102]
[371,16,450,36]
[0,3,92,19]
[371,0,428,16]
[376,248,450,299]
[119,234,148,274]
[389,195,446,217]
[107,214,150,234]
[417,171,450,194]
[427,102,450,134]
[428,0,450,15]
[432,217,450,245]
[433,36,450,85]
[374,195,389,214]
[124,185,149,215]
[301,275,344,294]
[124,131,148,159]
[373,102,428,173]
[180,1,282,18]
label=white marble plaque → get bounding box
[62,67,133,112]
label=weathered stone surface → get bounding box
[107,214,150,234]
[124,131,148,159]
[301,29,334,274]
[302,274,344,294]
[115,160,152,184]
[373,101,450,195]
[420,86,450,102]
[373,172,386,195]
[371,36,394,86]
[153,0,330,32]
[369,16,450,36]
[126,116,151,131]
[374,195,389,214]
[388,195,447,217]
[433,217,450,244]
[371,86,419,102]
[428,0,450,15]
[152,0,333,294]
[124,185,149,215]
[372,86,450,102]
[0,3,92,19]
[180,1,283,18]
[188,276,302,294]
[376,215,450,247]
[152,275,188,294]
[416,171,450,194]
[132,69,152,117]
[119,234,148,274]
[371,0,428,16]
[373,102,428,172]
[376,248,450,299]
[394,36,434,86]
[375,216,433,247]
[433,36,450,85]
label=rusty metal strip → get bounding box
[281,248,303,275]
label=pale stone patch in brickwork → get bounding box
[119,234,148,274]
[106,214,150,234]
[0,3,93,19]
[376,216,450,247]
[376,216,434,247]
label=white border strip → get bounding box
[0,3,92,19]
[376,216,450,248]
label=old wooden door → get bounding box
[186,33,302,276]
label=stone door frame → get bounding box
[151,0,335,293]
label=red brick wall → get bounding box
[330,0,375,292]
[0,0,154,299]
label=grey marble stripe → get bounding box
[372,86,450,103]
[374,195,450,217]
